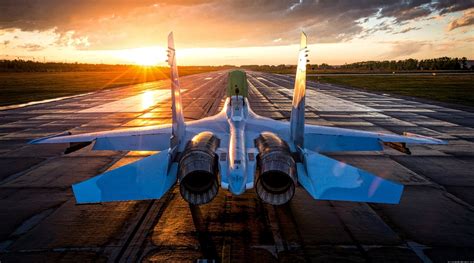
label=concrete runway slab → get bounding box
[0,70,473,262]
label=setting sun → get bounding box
[113,46,167,66]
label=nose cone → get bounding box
[229,171,246,195]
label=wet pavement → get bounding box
[0,70,473,262]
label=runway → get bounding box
[0,70,473,262]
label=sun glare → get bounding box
[141,90,155,109]
[114,46,167,66]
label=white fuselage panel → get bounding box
[226,96,249,195]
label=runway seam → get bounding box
[329,201,371,262]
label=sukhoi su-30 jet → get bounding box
[31,32,446,205]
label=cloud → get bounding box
[379,0,433,24]
[358,20,394,38]
[432,0,474,15]
[0,0,473,50]
[55,30,91,49]
[382,40,431,58]
[447,9,474,31]
[393,26,422,34]
[17,43,45,51]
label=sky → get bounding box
[0,0,473,66]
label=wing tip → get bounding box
[29,131,72,144]
[403,132,447,145]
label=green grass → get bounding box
[0,67,220,107]
[310,74,474,107]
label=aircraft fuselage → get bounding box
[226,95,249,195]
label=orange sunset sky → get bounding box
[1,0,473,66]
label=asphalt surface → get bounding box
[0,70,473,262]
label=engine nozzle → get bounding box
[255,132,297,205]
[178,132,220,205]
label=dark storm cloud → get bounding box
[433,0,474,14]
[379,0,433,23]
[0,0,473,49]
[0,0,212,30]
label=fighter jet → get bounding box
[30,32,446,205]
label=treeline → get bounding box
[243,57,472,72]
[240,64,295,73]
[1,57,471,73]
[0,60,234,72]
[0,60,133,72]
[338,57,470,71]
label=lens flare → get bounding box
[114,46,167,66]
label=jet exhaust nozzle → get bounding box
[255,132,297,205]
[178,132,220,205]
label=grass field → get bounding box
[310,74,474,107]
[0,67,222,107]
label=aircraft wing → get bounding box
[29,124,172,152]
[303,124,446,153]
[29,113,231,153]
[245,115,445,153]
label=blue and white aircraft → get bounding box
[31,32,446,205]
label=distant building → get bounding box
[462,60,474,69]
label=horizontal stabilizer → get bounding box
[298,150,403,204]
[72,149,177,203]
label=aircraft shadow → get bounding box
[189,203,220,261]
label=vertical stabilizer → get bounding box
[290,32,308,147]
[167,32,185,150]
